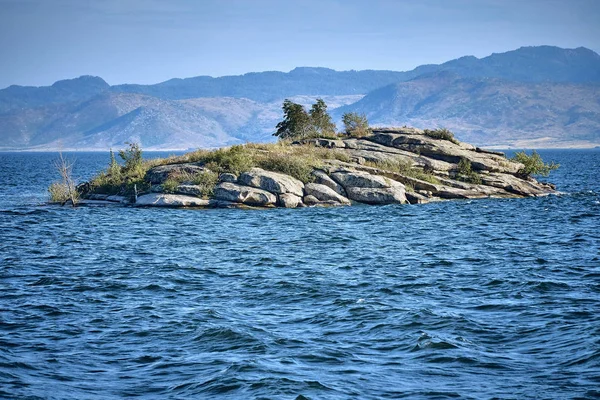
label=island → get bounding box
[56,126,557,209]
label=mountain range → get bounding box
[1,45,599,150]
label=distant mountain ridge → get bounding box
[334,71,600,148]
[0,76,110,114]
[409,46,600,83]
[1,45,599,150]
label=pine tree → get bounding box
[274,99,312,139]
[108,148,121,177]
[309,98,336,137]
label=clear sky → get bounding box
[1,0,599,88]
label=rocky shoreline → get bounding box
[74,127,556,208]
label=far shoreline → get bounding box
[2,143,600,153]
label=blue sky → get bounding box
[0,0,599,88]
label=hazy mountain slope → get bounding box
[0,93,242,150]
[110,68,410,102]
[334,72,600,147]
[1,46,599,149]
[0,76,109,114]
[0,93,362,150]
[109,46,600,102]
[409,46,600,84]
[0,93,158,148]
[3,45,597,109]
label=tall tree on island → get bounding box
[309,99,336,137]
[274,98,336,140]
[274,99,312,139]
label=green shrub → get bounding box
[161,170,219,198]
[457,158,472,175]
[108,149,121,178]
[191,170,218,186]
[119,142,143,173]
[201,145,254,174]
[162,178,179,193]
[511,150,559,177]
[48,182,71,203]
[88,143,149,196]
[88,172,122,195]
[256,153,315,183]
[456,158,482,184]
[193,171,219,197]
[304,130,341,140]
[342,112,371,138]
[423,128,459,144]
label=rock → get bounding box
[219,173,237,183]
[345,186,407,205]
[304,183,351,205]
[296,138,346,148]
[213,182,277,206]
[135,193,239,208]
[303,195,320,205]
[278,193,303,208]
[72,199,121,207]
[324,159,439,193]
[87,193,109,200]
[541,182,557,190]
[369,132,522,174]
[135,193,211,207]
[372,127,424,135]
[311,170,347,196]
[145,163,206,184]
[106,195,127,203]
[476,147,505,157]
[405,191,430,204]
[435,187,488,199]
[328,168,408,205]
[330,170,391,189]
[302,194,346,207]
[174,184,208,197]
[238,168,304,197]
[342,139,455,171]
[481,172,553,197]
[76,182,91,195]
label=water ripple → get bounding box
[1,150,599,398]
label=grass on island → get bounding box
[86,139,453,198]
[162,170,219,198]
[423,128,460,145]
[87,141,352,196]
[364,159,440,185]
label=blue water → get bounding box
[1,150,599,399]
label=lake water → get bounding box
[1,150,599,399]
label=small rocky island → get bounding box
[64,126,557,209]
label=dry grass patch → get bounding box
[364,159,440,184]
[86,141,355,194]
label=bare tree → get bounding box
[53,151,79,207]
